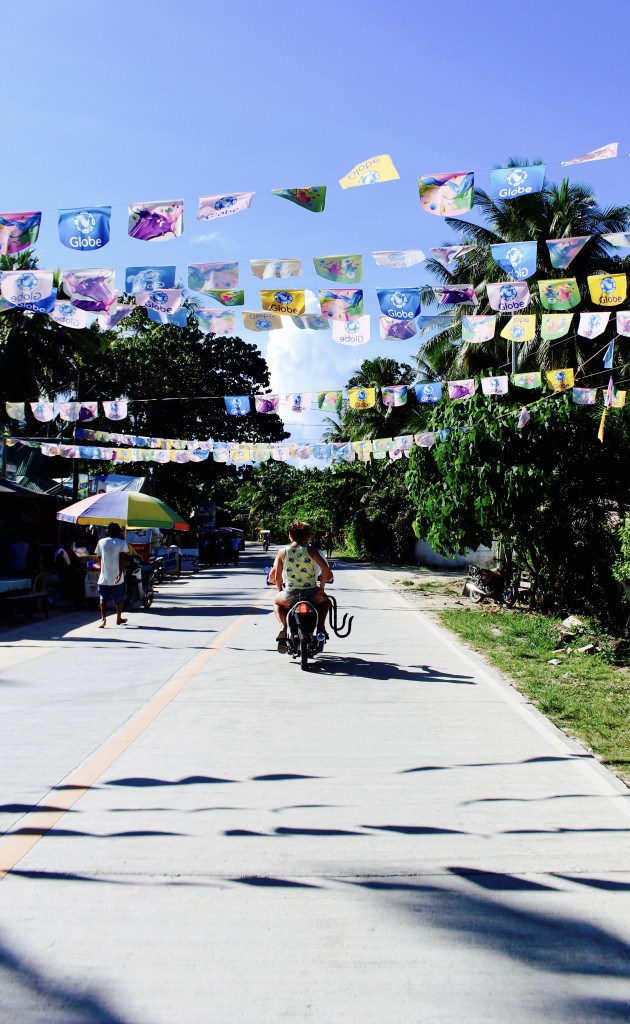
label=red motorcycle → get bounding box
[463,563,518,607]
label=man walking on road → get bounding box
[95,522,129,628]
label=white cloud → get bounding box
[263,311,371,446]
[189,230,237,252]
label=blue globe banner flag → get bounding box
[490,241,537,279]
[415,382,443,403]
[377,288,421,321]
[488,165,545,201]
[58,207,111,251]
[125,266,176,294]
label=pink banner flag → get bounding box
[57,402,82,421]
[197,192,255,220]
[63,269,117,312]
[102,400,128,421]
[97,305,134,329]
[517,407,530,429]
[546,236,590,270]
[418,172,474,216]
[379,316,417,340]
[49,301,89,329]
[447,379,477,401]
[577,311,610,339]
[285,393,311,413]
[462,315,496,342]
[434,285,476,306]
[6,402,24,420]
[255,395,280,414]
[616,311,630,337]
[481,376,509,396]
[561,143,618,166]
[30,401,55,422]
[137,289,183,314]
[430,245,475,269]
[371,250,425,268]
[382,385,408,407]
[128,200,184,241]
[331,315,370,345]
[486,282,531,312]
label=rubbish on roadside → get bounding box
[562,615,584,629]
[578,643,596,654]
[547,658,561,665]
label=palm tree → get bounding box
[417,160,630,383]
[339,356,418,440]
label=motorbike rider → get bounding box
[269,520,333,653]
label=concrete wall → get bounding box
[414,538,496,570]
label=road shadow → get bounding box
[317,656,475,684]
[345,872,630,1021]
[0,930,133,1022]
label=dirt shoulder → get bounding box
[367,564,468,613]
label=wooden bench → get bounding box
[0,573,50,623]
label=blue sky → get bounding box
[5,0,630,441]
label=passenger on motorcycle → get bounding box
[269,520,333,653]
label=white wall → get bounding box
[414,539,496,570]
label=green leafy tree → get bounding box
[418,161,630,379]
[77,309,288,515]
[0,252,102,424]
[407,391,630,630]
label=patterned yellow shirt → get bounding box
[283,544,318,591]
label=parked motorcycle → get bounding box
[463,563,518,607]
[149,554,166,586]
[123,556,156,610]
[285,592,353,671]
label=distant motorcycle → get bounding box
[123,556,156,610]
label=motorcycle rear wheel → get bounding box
[300,637,309,670]
[142,586,154,609]
[469,589,484,604]
[501,586,517,608]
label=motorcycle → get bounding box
[463,563,518,607]
[149,554,166,586]
[123,556,156,610]
[285,592,353,671]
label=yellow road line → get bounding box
[0,593,270,880]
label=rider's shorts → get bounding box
[277,586,323,604]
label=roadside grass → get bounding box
[398,578,462,595]
[438,607,630,786]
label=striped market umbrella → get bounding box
[57,490,190,530]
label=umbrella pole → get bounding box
[72,426,79,502]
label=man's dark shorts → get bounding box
[98,582,125,603]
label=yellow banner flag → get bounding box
[348,387,376,409]
[260,289,306,315]
[587,273,627,307]
[500,315,536,342]
[339,154,399,189]
[598,409,607,443]
[546,369,575,391]
[241,310,284,332]
[612,390,626,408]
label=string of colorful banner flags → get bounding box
[5,267,630,343]
[4,360,624,428]
[0,144,623,259]
[7,375,621,465]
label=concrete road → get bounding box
[0,547,629,1024]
